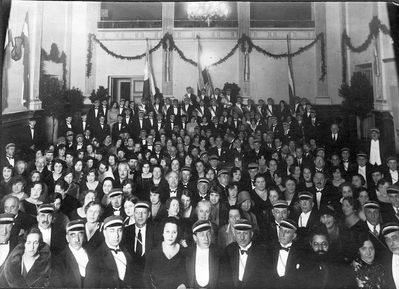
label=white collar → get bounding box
[239,242,252,251]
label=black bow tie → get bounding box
[170,190,177,194]
[316,189,323,192]
[279,245,291,252]
[240,249,248,255]
[7,156,13,159]
[343,160,349,163]
[110,248,122,254]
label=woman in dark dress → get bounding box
[145,217,187,289]
[83,201,104,255]
[251,174,272,234]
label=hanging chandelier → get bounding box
[186,2,230,27]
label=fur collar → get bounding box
[1,243,51,287]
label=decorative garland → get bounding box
[86,32,326,81]
[341,16,391,83]
[41,43,67,87]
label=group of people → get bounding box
[0,86,399,289]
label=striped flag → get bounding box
[196,36,213,97]
[142,40,156,104]
[287,34,296,107]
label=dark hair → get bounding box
[162,216,180,243]
[55,179,68,192]
[79,190,98,206]
[28,181,43,194]
[23,227,44,250]
[352,173,366,186]
[180,189,192,199]
[165,197,179,211]
[309,225,330,244]
[342,196,361,212]
[356,232,374,251]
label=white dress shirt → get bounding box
[69,245,89,277]
[369,140,382,165]
[195,246,210,287]
[6,156,14,167]
[358,166,367,183]
[299,211,311,228]
[277,242,292,277]
[316,189,322,210]
[366,221,380,236]
[134,225,146,256]
[110,246,127,280]
[392,254,399,289]
[39,227,51,246]
[238,242,252,281]
[390,170,398,184]
[0,243,10,266]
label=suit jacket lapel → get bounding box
[66,248,83,287]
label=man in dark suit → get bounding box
[36,204,67,257]
[181,96,194,119]
[2,143,17,168]
[87,99,102,127]
[50,220,90,288]
[19,118,43,152]
[161,171,182,203]
[208,135,229,163]
[220,219,273,288]
[297,228,356,289]
[381,222,399,289]
[310,172,340,213]
[92,115,110,143]
[270,219,303,289]
[0,213,19,268]
[385,156,399,185]
[265,97,278,118]
[263,200,290,245]
[102,189,126,221]
[324,123,345,155]
[3,196,37,238]
[58,115,74,138]
[304,109,322,142]
[350,152,373,188]
[380,185,399,223]
[185,220,221,289]
[295,191,320,248]
[73,113,90,135]
[111,114,127,143]
[85,216,136,288]
[122,201,154,288]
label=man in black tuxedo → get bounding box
[324,123,345,155]
[92,115,110,143]
[58,115,74,138]
[380,185,399,223]
[220,219,273,288]
[102,189,126,220]
[208,135,228,163]
[36,204,67,257]
[185,220,221,289]
[270,219,302,289]
[295,191,320,248]
[2,143,16,168]
[304,109,322,142]
[87,99,102,127]
[265,97,278,118]
[73,113,90,135]
[85,216,136,288]
[350,152,373,188]
[111,114,127,143]
[3,196,37,238]
[311,172,340,213]
[181,96,194,119]
[385,156,399,185]
[19,118,43,152]
[122,201,154,288]
[161,171,182,203]
[50,219,90,288]
[340,147,354,180]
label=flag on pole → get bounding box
[373,36,380,77]
[196,35,213,97]
[287,34,296,107]
[2,29,14,111]
[142,39,156,104]
[21,12,30,108]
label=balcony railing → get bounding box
[98,20,162,29]
[250,20,315,28]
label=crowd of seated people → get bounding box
[0,85,399,289]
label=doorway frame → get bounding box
[108,75,144,103]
